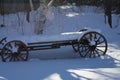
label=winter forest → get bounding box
[0,0,120,35]
[0,0,120,80]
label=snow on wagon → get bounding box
[0,29,107,62]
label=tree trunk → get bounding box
[29,0,37,34]
[104,0,112,28]
[34,0,48,34]
[0,0,5,27]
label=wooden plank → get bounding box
[27,39,78,45]
[27,39,78,51]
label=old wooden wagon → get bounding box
[0,29,107,62]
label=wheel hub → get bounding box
[12,52,19,57]
[89,45,96,51]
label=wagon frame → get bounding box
[0,30,108,62]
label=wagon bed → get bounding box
[0,30,108,62]
[7,31,85,45]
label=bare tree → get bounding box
[35,0,54,34]
[29,0,54,34]
[29,0,37,34]
[34,0,48,34]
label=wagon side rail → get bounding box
[27,39,78,51]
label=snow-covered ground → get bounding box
[0,6,120,80]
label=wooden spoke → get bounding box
[97,46,106,47]
[9,56,13,62]
[89,33,92,41]
[89,51,95,58]
[5,47,12,53]
[96,36,102,42]
[4,54,11,61]
[85,48,91,57]
[96,48,105,54]
[94,49,101,57]
[97,41,105,45]
[18,54,27,61]
[8,43,12,49]
[80,47,90,57]
[81,46,89,52]
[94,33,97,40]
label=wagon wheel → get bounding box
[78,31,107,58]
[1,40,29,62]
[72,43,78,52]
